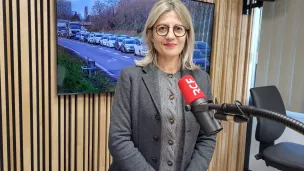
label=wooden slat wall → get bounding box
[209,0,253,170]
[0,0,253,171]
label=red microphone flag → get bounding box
[178,75,206,104]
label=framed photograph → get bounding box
[56,0,214,94]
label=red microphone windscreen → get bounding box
[178,75,206,104]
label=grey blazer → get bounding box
[108,65,217,171]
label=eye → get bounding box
[174,26,185,32]
[157,25,168,33]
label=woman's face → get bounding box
[151,11,187,59]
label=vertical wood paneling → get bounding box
[0,0,253,170]
[7,0,14,170]
[98,94,107,171]
[66,96,70,171]
[77,95,84,171]
[70,95,76,171]
[29,0,37,170]
[50,17,58,168]
[44,0,51,170]
[106,94,113,169]
[0,0,4,170]
[13,0,23,169]
[88,95,93,171]
[36,0,42,169]
[83,95,89,171]
[59,96,64,171]
[20,0,31,170]
[208,0,253,170]
[0,0,7,170]
[93,95,99,171]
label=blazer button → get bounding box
[152,157,158,163]
[169,118,174,124]
[155,114,161,120]
[167,161,173,166]
[168,140,173,145]
[153,136,159,141]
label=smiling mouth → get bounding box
[164,44,176,48]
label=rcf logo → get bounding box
[185,78,201,96]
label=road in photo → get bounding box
[58,37,143,79]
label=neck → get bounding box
[156,55,181,74]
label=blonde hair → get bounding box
[135,0,199,70]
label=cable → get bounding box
[234,100,249,120]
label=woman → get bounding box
[108,0,216,171]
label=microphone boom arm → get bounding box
[188,103,304,136]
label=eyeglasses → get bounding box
[153,25,188,37]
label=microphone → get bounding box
[178,75,223,136]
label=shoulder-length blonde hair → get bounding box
[135,0,199,70]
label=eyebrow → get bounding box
[156,24,185,26]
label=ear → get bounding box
[147,29,154,43]
[149,30,155,43]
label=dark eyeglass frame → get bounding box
[151,24,189,37]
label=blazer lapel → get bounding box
[181,68,193,134]
[180,69,194,171]
[142,65,161,114]
[181,68,192,124]
[181,68,192,115]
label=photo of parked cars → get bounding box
[57,0,214,94]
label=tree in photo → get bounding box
[57,0,72,20]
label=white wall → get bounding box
[255,0,304,113]
[248,0,304,170]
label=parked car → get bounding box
[134,38,148,57]
[94,33,103,44]
[80,33,85,41]
[80,32,90,42]
[101,34,112,46]
[107,36,117,47]
[194,41,211,56]
[59,30,66,37]
[120,39,136,53]
[192,49,210,72]
[131,36,140,40]
[88,33,95,44]
[118,34,130,38]
[114,37,127,50]
[75,32,81,40]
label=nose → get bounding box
[166,28,175,39]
